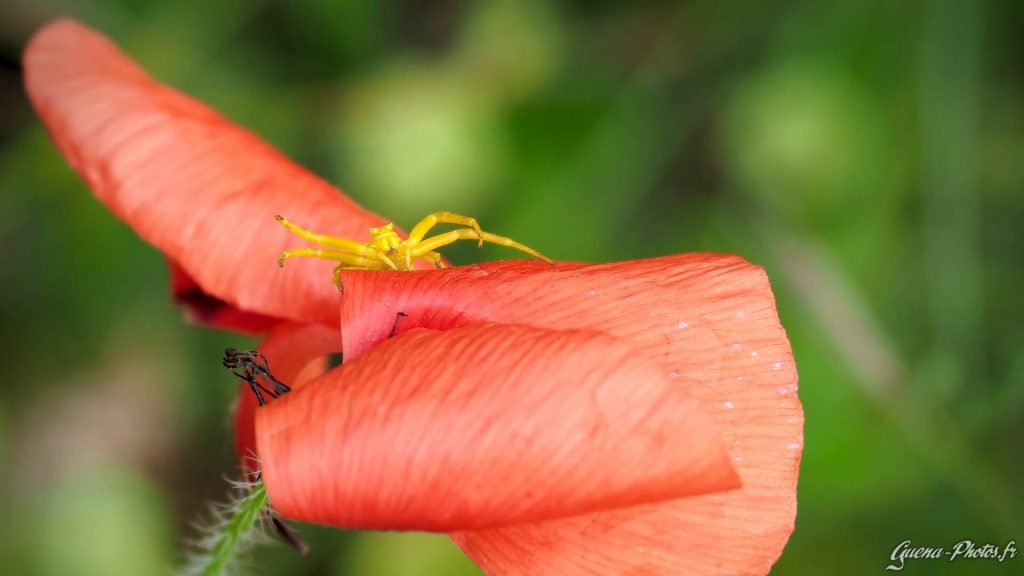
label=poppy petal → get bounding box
[337,255,802,574]
[256,323,740,531]
[168,261,279,334]
[24,19,387,327]
[234,321,341,470]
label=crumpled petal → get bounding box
[256,323,740,531]
[24,19,388,328]
[337,254,802,574]
[168,261,278,334]
[234,321,341,470]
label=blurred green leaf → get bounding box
[342,532,480,576]
[19,468,172,576]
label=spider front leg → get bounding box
[277,215,402,270]
[407,212,484,247]
[278,247,398,271]
[276,215,380,254]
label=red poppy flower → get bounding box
[25,19,803,575]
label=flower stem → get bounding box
[196,480,269,576]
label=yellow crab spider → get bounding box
[275,211,552,284]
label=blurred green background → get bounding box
[1,0,1022,574]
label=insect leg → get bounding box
[249,352,292,396]
[247,374,268,406]
[229,366,279,400]
[264,509,310,556]
[389,312,408,338]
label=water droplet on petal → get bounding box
[724,401,734,409]
[677,321,689,329]
[773,362,783,371]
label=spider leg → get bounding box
[377,252,399,271]
[332,265,344,291]
[278,248,384,270]
[409,229,481,254]
[478,231,552,263]
[407,212,484,247]
[415,251,445,269]
[276,216,377,255]
[331,255,397,291]
[412,229,552,263]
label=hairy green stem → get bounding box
[200,481,268,576]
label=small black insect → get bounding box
[223,347,291,406]
[222,348,309,555]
